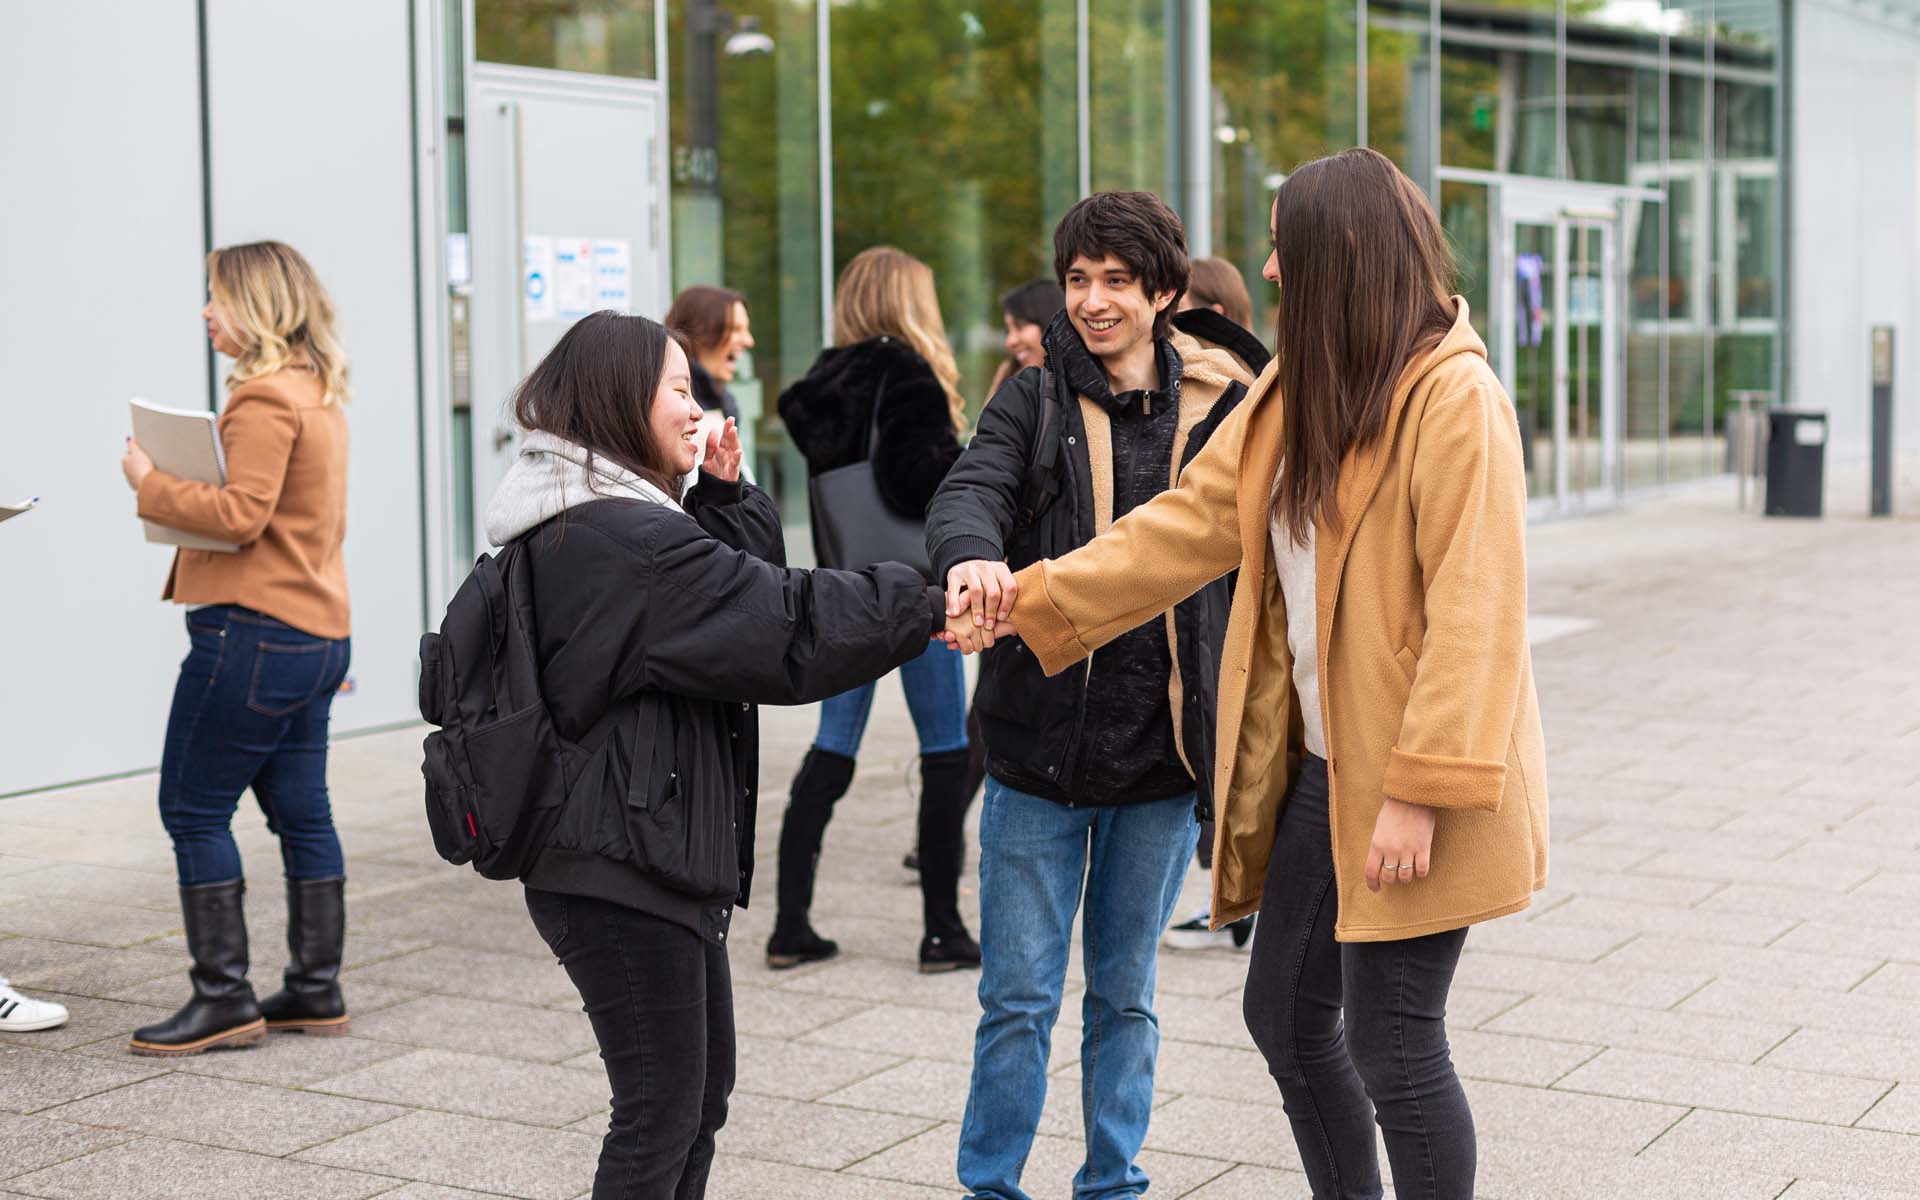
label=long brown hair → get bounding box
[512,311,687,497]
[1269,148,1457,545]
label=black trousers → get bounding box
[526,889,733,1200]
[1241,755,1475,1200]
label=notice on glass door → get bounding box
[594,239,633,313]
[553,237,597,319]
[522,236,555,321]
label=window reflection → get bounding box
[476,0,657,78]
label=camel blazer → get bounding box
[1012,300,1548,941]
[137,367,350,639]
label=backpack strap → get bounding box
[1016,367,1061,528]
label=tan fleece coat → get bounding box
[137,367,351,639]
[1013,301,1548,941]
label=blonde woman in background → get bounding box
[119,241,355,1056]
[770,246,977,973]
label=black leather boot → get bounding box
[259,877,349,1035]
[128,880,265,1056]
[768,747,856,968]
[916,747,981,973]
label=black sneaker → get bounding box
[766,925,839,969]
[1162,909,1256,952]
[918,931,982,974]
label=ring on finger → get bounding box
[1396,863,1415,876]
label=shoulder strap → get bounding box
[1017,367,1061,528]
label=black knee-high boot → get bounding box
[768,747,856,968]
[259,877,349,1034]
[917,747,980,972]
[129,880,265,1056]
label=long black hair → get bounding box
[512,311,687,497]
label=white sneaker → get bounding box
[1161,909,1256,952]
[0,978,70,1032]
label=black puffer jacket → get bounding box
[777,336,963,521]
[926,311,1264,811]
[516,476,942,944]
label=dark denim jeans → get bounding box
[1241,755,1475,1200]
[158,606,350,886]
[526,889,733,1200]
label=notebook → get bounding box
[130,398,240,553]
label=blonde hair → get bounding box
[832,247,966,432]
[208,241,351,404]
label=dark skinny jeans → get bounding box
[1241,754,1474,1200]
[526,889,733,1200]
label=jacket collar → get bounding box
[1043,311,1182,415]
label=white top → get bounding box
[1268,486,1327,759]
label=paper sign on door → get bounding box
[522,236,555,321]
[594,240,633,313]
[553,237,596,319]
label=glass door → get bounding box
[1494,185,1622,514]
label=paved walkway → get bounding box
[2,476,1918,1199]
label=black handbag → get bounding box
[807,384,934,580]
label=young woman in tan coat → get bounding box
[945,148,1548,1199]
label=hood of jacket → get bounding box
[483,430,681,546]
[1170,306,1272,378]
[1042,311,1184,415]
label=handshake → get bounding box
[936,560,1021,655]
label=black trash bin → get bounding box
[1765,409,1826,518]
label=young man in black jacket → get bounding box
[927,192,1257,1200]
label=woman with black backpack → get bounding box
[476,311,944,1200]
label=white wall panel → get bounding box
[1793,2,1920,464]
[0,2,210,795]
[205,0,424,738]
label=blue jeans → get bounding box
[158,606,351,886]
[812,639,967,757]
[958,778,1198,1200]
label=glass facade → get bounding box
[442,0,1785,538]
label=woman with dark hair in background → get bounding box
[665,284,754,424]
[483,311,944,1197]
[983,278,1065,406]
[772,246,978,974]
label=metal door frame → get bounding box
[1471,170,1645,517]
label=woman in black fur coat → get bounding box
[772,246,977,974]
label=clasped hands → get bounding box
[935,559,1019,655]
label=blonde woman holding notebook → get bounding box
[119,240,354,1056]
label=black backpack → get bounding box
[417,541,577,880]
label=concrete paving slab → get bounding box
[40,1072,405,1155]
[0,1114,133,1183]
[1640,1109,1920,1192]
[313,1047,614,1127]
[0,1045,163,1115]
[709,1091,934,1171]
[1554,1047,1890,1124]
[1484,995,1793,1063]
[4,1137,394,1200]
[349,994,596,1063]
[0,993,169,1052]
[295,1110,597,1200]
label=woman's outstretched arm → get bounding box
[1006,387,1256,676]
